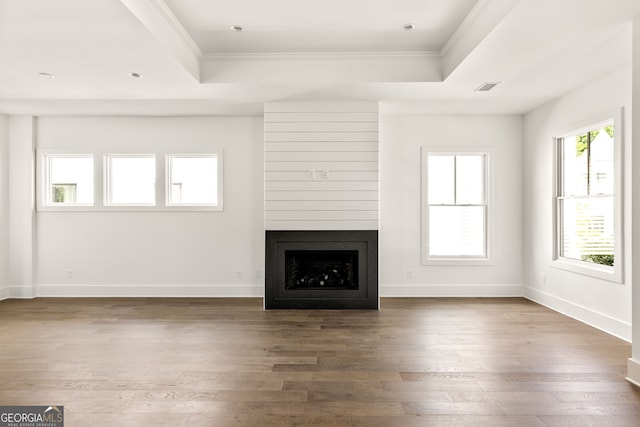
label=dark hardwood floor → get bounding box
[0,297,638,426]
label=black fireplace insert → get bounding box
[265,230,378,309]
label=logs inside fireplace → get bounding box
[265,230,378,309]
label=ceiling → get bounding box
[0,0,638,116]
[163,0,478,53]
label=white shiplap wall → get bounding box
[264,102,379,230]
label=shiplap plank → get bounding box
[265,142,379,152]
[265,122,379,132]
[265,151,378,162]
[265,162,378,172]
[265,171,378,181]
[265,112,379,123]
[265,132,378,142]
[265,181,379,191]
[265,191,378,201]
[265,221,378,230]
[264,102,378,113]
[265,210,379,221]
[265,201,378,211]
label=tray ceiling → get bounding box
[0,0,639,115]
[163,0,478,53]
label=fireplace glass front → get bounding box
[285,250,358,290]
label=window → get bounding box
[38,150,224,212]
[105,155,156,206]
[42,154,94,206]
[554,110,622,282]
[166,154,222,208]
[421,148,489,264]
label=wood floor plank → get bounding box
[350,415,546,427]
[0,296,637,425]
[537,415,640,426]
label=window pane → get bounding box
[48,156,93,205]
[108,156,155,204]
[560,197,614,266]
[168,156,218,205]
[456,155,484,204]
[427,155,454,204]
[589,126,614,195]
[429,206,485,257]
[562,134,589,196]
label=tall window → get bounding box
[43,154,94,206]
[422,149,488,263]
[555,111,622,282]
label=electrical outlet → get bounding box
[236,270,243,279]
[66,270,73,279]
[542,275,547,285]
[406,269,413,279]
[255,270,262,280]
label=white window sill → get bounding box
[422,258,493,266]
[551,258,622,283]
[37,206,223,212]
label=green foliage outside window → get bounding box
[53,186,66,203]
[582,254,614,266]
[575,126,613,156]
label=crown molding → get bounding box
[119,0,201,80]
[440,0,519,78]
[202,50,440,61]
[441,0,490,56]
[148,0,202,58]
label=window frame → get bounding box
[165,152,223,211]
[421,146,492,266]
[37,151,96,211]
[104,153,157,207]
[37,149,224,212]
[552,108,623,283]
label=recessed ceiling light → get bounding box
[475,82,500,92]
[38,72,54,79]
[402,23,415,31]
[231,25,243,32]
[129,72,142,78]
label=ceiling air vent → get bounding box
[475,82,500,92]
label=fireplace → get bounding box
[265,230,378,309]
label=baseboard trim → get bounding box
[35,284,264,298]
[8,286,36,299]
[0,286,8,301]
[524,286,631,342]
[380,284,524,297]
[627,358,640,387]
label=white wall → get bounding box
[35,116,264,297]
[627,16,640,384]
[8,116,36,298]
[379,114,524,296]
[523,67,633,341]
[0,115,8,298]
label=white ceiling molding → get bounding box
[119,0,202,81]
[440,0,491,56]
[200,52,443,84]
[441,0,520,79]
[202,51,440,60]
